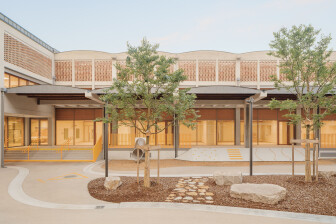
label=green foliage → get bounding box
[268,24,336,137]
[98,38,198,136]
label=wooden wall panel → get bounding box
[55,109,75,120]
[258,109,277,120]
[94,109,103,119]
[197,109,217,120]
[217,109,235,120]
[75,109,95,120]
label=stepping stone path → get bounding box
[165,177,214,204]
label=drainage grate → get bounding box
[64,175,77,178]
[95,205,105,209]
[320,152,336,158]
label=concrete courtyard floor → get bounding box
[0,160,335,224]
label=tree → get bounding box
[99,38,198,187]
[268,24,336,182]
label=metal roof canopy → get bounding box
[10,85,330,102]
[5,85,89,101]
[92,85,264,100]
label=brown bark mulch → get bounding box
[209,175,336,216]
[88,177,178,203]
[88,175,336,216]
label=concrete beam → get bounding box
[39,100,100,105]
[85,91,104,104]
[245,91,267,104]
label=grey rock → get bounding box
[230,183,286,205]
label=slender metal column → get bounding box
[1,89,6,168]
[249,98,253,176]
[244,104,250,148]
[103,106,109,177]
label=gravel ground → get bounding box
[88,175,336,216]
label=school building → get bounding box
[1,12,336,165]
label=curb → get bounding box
[6,165,336,223]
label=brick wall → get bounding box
[4,33,52,79]
[55,60,72,81]
[95,60,112,81]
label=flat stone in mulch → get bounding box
[165,177,214,204]
[88,175,336,216]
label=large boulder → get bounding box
[318,171,336,180]
[230,183,286,205]
[213,171,242,186]
[104,176,122,190]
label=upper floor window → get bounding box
[4,73,37,88]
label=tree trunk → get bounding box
[144,135,151,187]
[305,127,312,182]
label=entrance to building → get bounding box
[30,118,48,145]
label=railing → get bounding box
[92,136,103,161]
[4,136,98,162]
[0,12,59,53]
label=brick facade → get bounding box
[240,61,258,82]
[4,33,52,79]
[75,60,92,81]
[218,61,235,81]
[55,60,72,81]
[260,61,277,82]
[198,61,216,81]
[178,61,196,81]
[95,60,112,81]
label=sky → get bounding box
[1,0,336,53]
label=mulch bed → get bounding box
[209,175,336,216]
[88,175,336,216]
[88,177,178,203]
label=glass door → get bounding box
[30,118,48,145]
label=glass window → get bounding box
[56,120,74,145]
[95,122,103,144]
[279,122,294,145]
[217,120,235,145]
[40,119,48,145]
[321,121,336,148]
[30,119,48,145]
[179,123,197,147]
[239,120,258,145]
[197,120,216,145]
[157,122,165,146]
[4,73,37,88]
[4,74,9,88]
[30,119,40,144]
[166,122,174,146]
[19,78,27,86]
[4,117,8,147]
[135,121,155,145]
[7,117,24,147]
[240,121,244,144]
[115,121,135,147]
[258,120,277,145]
[74,120,94,145]
[301,126,314,140]
[10,76,19,88]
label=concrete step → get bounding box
[4,150,93,161]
